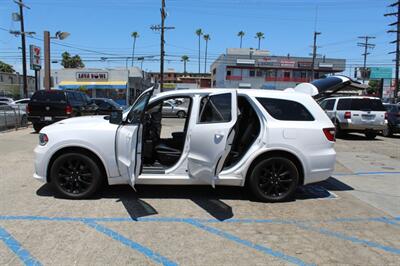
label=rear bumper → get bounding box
[340,121,386,131]
[304,149,336,185]
[28,115,69,124]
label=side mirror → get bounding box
[109,110,122,125]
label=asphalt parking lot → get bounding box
[0,127,399,265]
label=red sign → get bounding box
[29,45,41,70]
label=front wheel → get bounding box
[177,111,186,118]
[33,123,44,133]
[248,157,299,202]
[50,152,103,199]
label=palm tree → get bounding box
[203,34,210,73]
[130,32,139,67]
[195,28,203,74]
[237,31,245,48]
[181,55,189,74]
[255,32,265,50]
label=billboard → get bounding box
[29,45,41,70]
[355,67,392,80]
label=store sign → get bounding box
[370,67,392,79]
[76,72,108,81]
[257,57,278,66]
[319,63,333,69]
[298,61,312,68]
[237,59,255,65]
[29,45,41,70]
[280,60,295,67]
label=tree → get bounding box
[181,55,189,74]
[255,32,265,50]
[131,32,140,67]
[237,31,245,48]
[61,52,85,68]
[368,79,381,95]
[203,34,210,73]
[195,28,203,74]
[0,60,15,73]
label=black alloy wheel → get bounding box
[50,153,102,199]
[382,126,392,137]
[249,157,299,202]
[33,123,44,133]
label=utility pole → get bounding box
[150,0,174,92]
[310,31,321,81]
[357,36,376,84]
[13,0,30,98]
[43,31,51,90]
[385,1,400,102]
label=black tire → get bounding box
[33,123,44,133]
[248,157,299,202]
[382,126,392,137]
[333,118,344,138]
[365,131,377,140]
[20,115,27,127]
[177,111,186,118]
[50,152,103,199]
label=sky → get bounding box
[0,0,397,76]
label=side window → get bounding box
[199,93,231,123]
[325,99,335,111]
[336,99,351,110]
[319,100,327,110]
[257,97,314,121]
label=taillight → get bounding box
[39,133,48,145]
[26,104,31,114]
[385,112,388,119]
[65,105,72,115]
[397,111,400,117]
[323,128,336,142]
[344,111,351,119]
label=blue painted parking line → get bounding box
[0,226,42,266]
[334,171,400,176]
[83,220,178,266]
[332,217,400,228]
[294,223,400,255]
[184,219,314,266]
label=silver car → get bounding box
[319,96,387,139]
[162,101,188,118]
[0,102,28,129]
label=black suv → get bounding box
[383,103,400,137]
[27,90,98,132]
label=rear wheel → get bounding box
[33,123,44,133]
[248,157,299,202]
[50,152,103,199]
[20,115,27,127]
[382,126,392,137]
[365,131,377,140]
[333,118,344,138]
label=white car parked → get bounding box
[33,78,338,202]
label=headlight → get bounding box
[39,133,49,146]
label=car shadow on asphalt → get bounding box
[36,176,353,221]
[337,133,383,141]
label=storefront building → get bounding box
[40,67,151,105]
[211,48,346,90]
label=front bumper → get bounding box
[33,144,49,183]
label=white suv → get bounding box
[319,96,387,139]
[33,80,337,202]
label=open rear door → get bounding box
[188,90,237,187]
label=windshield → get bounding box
[125,90,153,123]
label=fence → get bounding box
[0,104,29,132]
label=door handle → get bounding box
[215,133,224,139]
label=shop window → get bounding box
[226,70,232,76]
[249,70,255,77]
[256,70,263,77]
[212,68,216,75]
[284,71,291,78]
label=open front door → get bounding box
[116,88,154,188]
[188,90,237,187]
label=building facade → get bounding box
[211,48,346,89]
[0,72,36,98]
[40,67,151,105]
[148,69,211,91]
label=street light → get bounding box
[44,30,70,90]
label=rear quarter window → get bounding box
[31,91,66,102]
[256,97,314,121]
